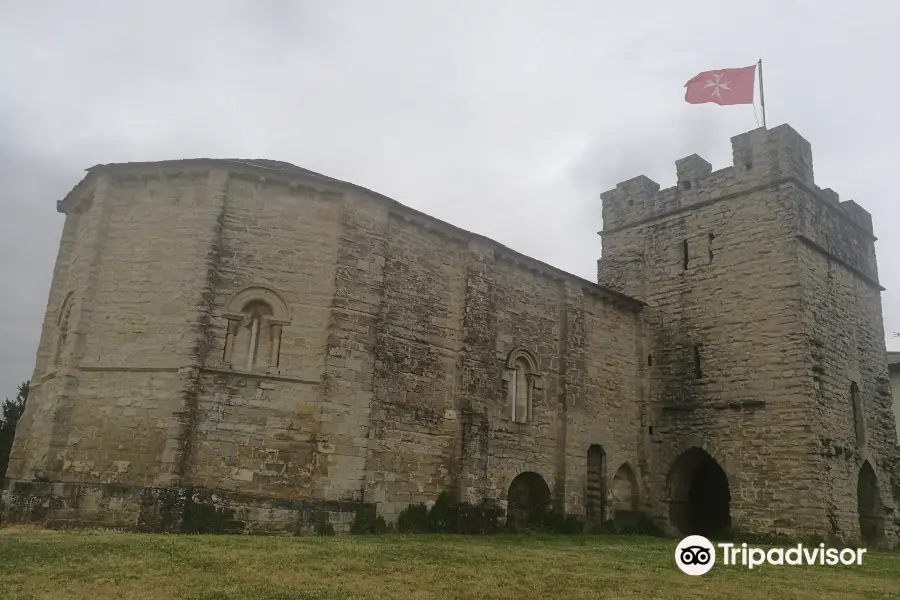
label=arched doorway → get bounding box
[611,463,639,527]
[507,472,551,527]
[857,461,884,546]
[585,445,606,524]
[668,447,731,537]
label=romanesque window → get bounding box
[503,348,541,423]
[53,293,74,368]
[221,286,291,374]
[851,382,865,448]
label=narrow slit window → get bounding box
[708,233,715,263]
[682,240,689,270]
[693,344,703,379]
[851,382,865,447]
[54,294,74,368]
[505,349,540,424]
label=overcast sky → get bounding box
[0,0,898,401]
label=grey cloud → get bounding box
[0,0,899,399]
[0,145,72,399]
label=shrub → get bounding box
[425,492,456,533]
[586,515,667,537]
[397,503,430,533]
[314,519,335,536]
[350,510,389,535]
[395,494,502,535]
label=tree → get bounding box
[0,381,29,480]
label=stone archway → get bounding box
[507,472,551,527]
[857,460,884,547]
[611,463,639,527]
[668,447,731,537]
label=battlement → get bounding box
[599,124,874,239]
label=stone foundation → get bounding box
[0,478,369,535]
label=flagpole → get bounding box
[758,58,767,128]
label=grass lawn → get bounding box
[1,527,899,600]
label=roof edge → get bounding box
[55,158,645,310]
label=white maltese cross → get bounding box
[704,73,732,99]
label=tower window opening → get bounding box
[693,344,703,379]
[851,382,865,448]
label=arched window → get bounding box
[504,348,541,423]
[53,293,74,368]
[222,286,291,374]
[235,300,274,371]
[611,463,639,526]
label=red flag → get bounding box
[684,65,756,105]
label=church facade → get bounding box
[2,124,897,546]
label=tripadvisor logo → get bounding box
[676,535,716,575]
[675,535,867,575]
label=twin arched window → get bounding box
[221,286,290,374]
[504,348,542,423]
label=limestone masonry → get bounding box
[2,125,898,546]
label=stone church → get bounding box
[2,124,898,546]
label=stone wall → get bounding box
[183,173,342,499]
[362,211,466,521]
[7,170,221,486]
[348,201,644,522]
[0,479,366,535]
[3,158,644,532]
[6,179,95,481]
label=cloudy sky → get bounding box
[0,0,897,401]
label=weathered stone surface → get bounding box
[1,129,897,546]
[889,353,900,444]
[599,124,898,546]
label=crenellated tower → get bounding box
[598,124,898,547]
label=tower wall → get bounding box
[795,189,897,545]
[5,184,93,482]
[598,124,897,545]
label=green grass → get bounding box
[1,527,899,599]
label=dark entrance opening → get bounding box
[507,472,551,528]
[585,445,606,524]
[669,447,731,538]
[857,460,885,547]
